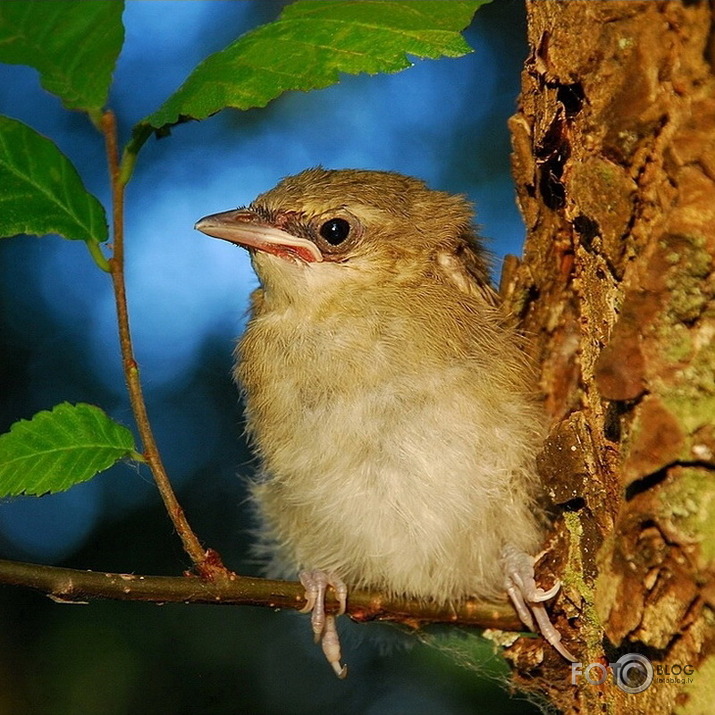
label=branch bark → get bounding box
[0,559,521,631]
[506,1,715,711]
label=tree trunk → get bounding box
[505,1,715,712]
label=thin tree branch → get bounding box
[0,558,522,630]
[100,110,228,580]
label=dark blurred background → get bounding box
[0,1,541,713]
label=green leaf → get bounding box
[0,115,108,243]
[0,403,138,497]
[143,0,486,131]
[0,0,124,114]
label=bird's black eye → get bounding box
[319,217,351,245]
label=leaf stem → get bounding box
[86,239,111,272]
[120,123,152,185]
[100,110,226,580]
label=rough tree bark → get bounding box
[502,1,715,712]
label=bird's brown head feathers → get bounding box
[195,168,493,301]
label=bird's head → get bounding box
[195,168,492,303]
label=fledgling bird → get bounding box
[195,168,574,676]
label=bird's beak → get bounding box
[194,209,323,263]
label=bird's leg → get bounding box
[298,570,348,678]
[501,544,576,662]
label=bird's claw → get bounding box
[530,579,561,602]
[501,544,576,662]
[299,570,348,678]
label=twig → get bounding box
[100,110,227,580]
[0,558,522,630]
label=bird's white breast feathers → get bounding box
[237,272,544,603]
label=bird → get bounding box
[195,168,574,676]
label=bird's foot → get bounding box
[501,544,576,661]
[298,570,348,678]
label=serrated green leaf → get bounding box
[143,0,486,131]
[0,403,137,497]
[0,0,124,114]
[0,115,108,243]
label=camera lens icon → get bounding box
[614,653,654,694]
